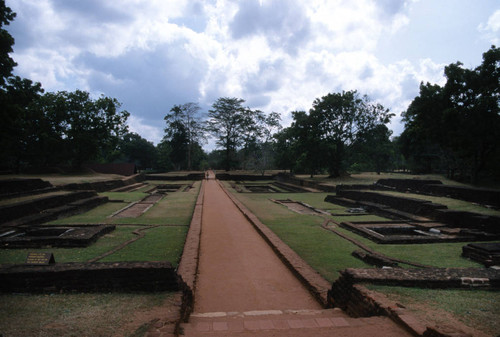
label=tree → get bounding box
[0,0,16,86]
[117,133,157,170]
[401,46,500,182]
[349,124,393,174]
[164,102,206,170]
[310,91,393,177]
[206,97,264,171]
[0,76,45,171]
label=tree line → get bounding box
[1,1,498,183]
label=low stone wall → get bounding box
[433,209,500,233]
[0,225,115,248]
[330,190,500,234]
[275,173,336,192]
[421,184,500,208]
[0,191,97,223]
[146,173,204,181]
[64,173,145,192]
[376,178,500,208]
[0,261,178,293]
[329,270,478,336]
[376,179,443,191]
[462,243,500,267]
[176,180,205,324]
[332,268,500,289]
[215,173,276,181]
[0,178,53,198]
[336,190,447,216]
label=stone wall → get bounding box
[146,173,204,181]
[376,178,500,208]
[275,173,336,192]
[336,190,447,216]
[64,173,145,192]
[0,261,178,293]
[215,173,276,181]
[0,178,53,198]
[0,191,97,223]
[176,180,205,324]
[376,179,443,191]
[331,268,500,290]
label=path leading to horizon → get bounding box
[193,175,321,313]
[180,173,413,336]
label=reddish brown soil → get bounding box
[194,178,321,313]
[181,174,413,336]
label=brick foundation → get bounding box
[0,261,178,293]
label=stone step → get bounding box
[180,309,413,336]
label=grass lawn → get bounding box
[2,180,200,264]
[99,226,188,266]
[0,291,177,337]
[0,226,138,264]
[366,285,499,336]
[294,172,474,187]
[225,184,498,335]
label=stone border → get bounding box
[329,268,496,337]
[176,179,205,326]
[0,261,177,293]
[0,224,115,248]
[217,180,332,307]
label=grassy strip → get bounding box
[228,188,482,276]
[99,226,188,266]
[332,227,482,268]
[229,187,495,334]
[0,226,138,264]
[366,285,500,337]
[0,292,175,337]
[49,202,129,224]
[294,172,472,187]
[101,191,149,203]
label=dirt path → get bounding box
[193,177,322,313]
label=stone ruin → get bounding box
[325,187,500,244]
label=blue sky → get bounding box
[6,0,499,148]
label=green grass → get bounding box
[100,226,188,266]
[366,285,500,336]
[230,189,483,279]
[101,191,149,203]
[0,226,138,264]
[333,227,482,268]
[0,292,175,337]
[229,186,494,334]
[49,202,129,224]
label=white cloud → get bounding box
[5,0,495,146]
[479,9,500,45]
[127,116,164,145]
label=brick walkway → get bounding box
[178,175,413,337]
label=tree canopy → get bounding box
[401,45,500,182]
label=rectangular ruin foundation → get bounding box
[340,221,475,244]
[0,224,115,248]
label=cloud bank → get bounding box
[6,0,499,145]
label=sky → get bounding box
[5,0,500,149]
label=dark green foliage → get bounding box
[115,133,157,170]
[274,92,393,177]
[0,87,130,171]
[0,0,16,86]
[401,46,500,183]
[163,102,206,170]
